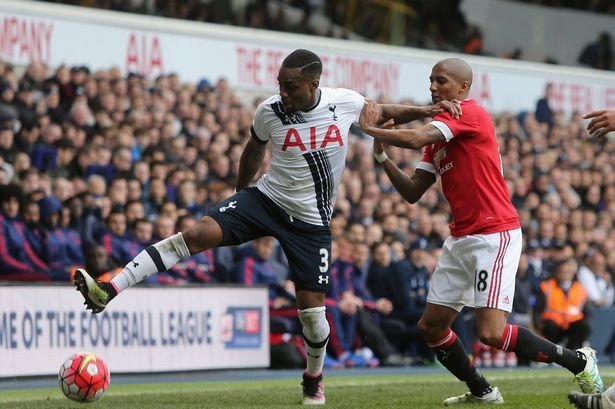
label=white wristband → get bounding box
[374,151,388,164]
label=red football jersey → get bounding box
[418,99,520,237]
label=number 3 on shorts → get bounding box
[319,248,328,273]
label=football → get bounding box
[58,352,111,402]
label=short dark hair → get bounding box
[282,49,322,78]
[0,183,23,204]
[54,138,75,151]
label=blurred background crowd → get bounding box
[37,0,614,70]
[1,0,614,369]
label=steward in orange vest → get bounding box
[534,258,590,350]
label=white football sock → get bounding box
[299,306,329,376]
[111,233,191,292]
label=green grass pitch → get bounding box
[1,368,613,408]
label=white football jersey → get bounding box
[252,87,365,226]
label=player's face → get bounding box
[429,65,466,103]
[277,67,318,113]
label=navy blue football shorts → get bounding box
[207,187,331,292]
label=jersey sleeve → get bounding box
[430,103,479,142]
[416,144,436,174]
[340,89,365,123]
[251,102,270,144]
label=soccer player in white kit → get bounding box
[74,49,460,405]
[360,58,605,405]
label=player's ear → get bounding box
[459,80,470,97]
[310,79,319,91]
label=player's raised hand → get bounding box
[583,109,615,139]
[429,99,462,119]
[360,100,381,130]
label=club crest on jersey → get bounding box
[329,104,338,121]
[219,201,237,213]
[282,124,344,151]
[434,147,447,168]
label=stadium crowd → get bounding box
[0,59,614,368]
[36,0,614,71]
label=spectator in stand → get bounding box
[535,83,555,130]
[126,176,144,202]
[366,241,420,361]
[233,236,293,307]
[578,32,613,71]
[0,110,18,164]
[326,239,403,368]
[107,176,129,208]
[325,239,365,367]
[80,190,106,248]
[125,200,146,228]
[99,209,138,266]
[22,199,46,258]
[510,253,540,366]
[510,253,540,328]
[176,179,206,218]
[31,123,63,172]
[132,218,154,249]
[342,240,406,367]
[351,240,371,282]
[463,25,484,55]
[0,183,49,281]
[144,177,167,217]
[577,250,614,307]
[78,244,122,283]
[232,236,301,342]
[0,80,15,104]
[14,80,38,129]
[534,258,590,351]
[38,195,84,280]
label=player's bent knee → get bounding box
[478,331,504,347]
[299,306,329,342]
[418,318,446,341]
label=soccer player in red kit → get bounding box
[360,58,604,405]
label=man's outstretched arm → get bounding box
[379,100,461,125]
[373,139,436,204]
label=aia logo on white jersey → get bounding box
[282,125,344,151]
